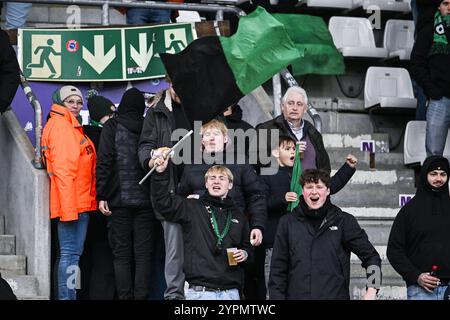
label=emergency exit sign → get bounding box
[19,23,196,82]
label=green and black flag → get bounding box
[273,14,345,76]
[160,6,303,125]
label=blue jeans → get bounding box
[126,8,171,25]
[4,2,32,29]
[407,284,449,300]
[56,213,89,300]
[410,0,418,27]
[426,97,450,156]
[185,287,240,300]
[413,80,427,121]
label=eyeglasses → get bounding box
[64,99,83,106]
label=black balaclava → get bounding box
[116,87,146,134]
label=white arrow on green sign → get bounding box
[18,23,197,82]
[82,35,116,75]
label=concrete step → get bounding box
[332,169,415,187]
[342,207,399,220]
[350,278,407,300]
[351,245,387,262]
[0,255,26,276]
[351,260,400,279]
[333,188,415,208]
[27,4,125,27]
[328,149,405,170]
[0,215,4,235]
[357,220,394,246]
[0,235,15,255]
[18,295,49,300]
[4,275,39,298]
[323,133,389,151]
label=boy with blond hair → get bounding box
[178,119,267,247]
[152,160,252,300]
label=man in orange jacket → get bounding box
[41,85,97,300]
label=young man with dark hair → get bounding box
[387,155,450,300]
[260,137,357,298]
[268,169,381,300]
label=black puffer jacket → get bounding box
[96,88,151,209]
[256,116,331,172]
[152,171,253,291]
[177,152,267,232]
[269,199,381,300]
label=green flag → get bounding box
[220,6,304,95]
[273,14,345,76]
[161,6,303,126]
[288,144,303,212]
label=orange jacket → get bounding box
[41,104,97,221]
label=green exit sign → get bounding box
[19,23,196,82]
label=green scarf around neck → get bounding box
[430,11,450,56]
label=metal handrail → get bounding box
[19,71,44,169]
[6,0,246,19]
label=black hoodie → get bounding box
[96,88,151,208]
[387,156,450,285]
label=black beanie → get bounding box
[427,157,450,175]
[87,96,116,122]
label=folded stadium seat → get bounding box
[404,121,450,166]
[364,66,417,110]
[362,0,411,12]
[307,0,359,9]
[176,10,202,23]
[383,19,415,60]
[328,17,388,58]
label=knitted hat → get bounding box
[52,85,83,105]
[427,156,450,174]
[87,95,116,122]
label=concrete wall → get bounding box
[0,110,50,299]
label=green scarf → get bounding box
[287,144,303,212]
[89,119,103,127]
[430,11,450,56]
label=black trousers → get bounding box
[78,211,115,300]
[108,207,155,300]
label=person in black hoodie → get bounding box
[152,157,252,300]
[387,155,450,300]
[410,0,450,156]
[96,88,155,300]
[0,29,20,114]
[269,169,380,300]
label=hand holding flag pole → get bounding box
[139,130,193,185]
